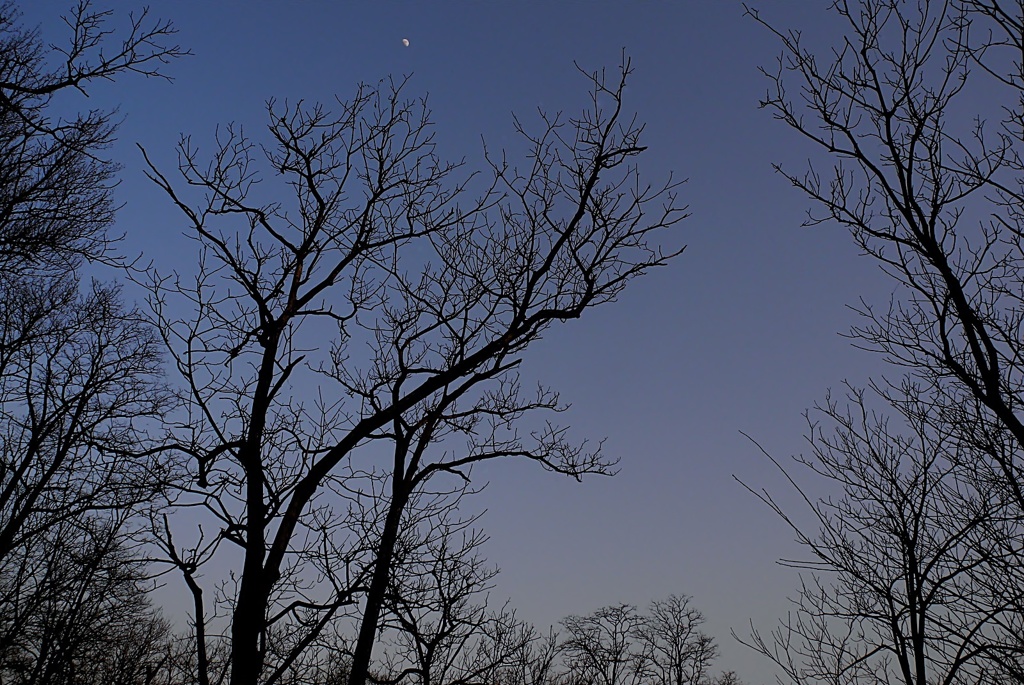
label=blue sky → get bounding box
[21,2,898,681]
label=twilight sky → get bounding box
[21,2,901,682]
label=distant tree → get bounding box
[495,628,562,685]
[560,604,644,685]
[140,52,685,685]
[709,673,742,685]
[374,503,534,685]
[633,596,718,685]
[0,514,171,685]
[559,598,721,685]
[738,384,1024,685]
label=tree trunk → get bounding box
[348,485,409,685]
[229,513,269,685]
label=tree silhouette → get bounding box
[140,53,686,685]
[0,2,183,681]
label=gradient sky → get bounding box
[20,2,901,682]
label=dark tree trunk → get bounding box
[228,344,278,685]
[348,485,409,685]
[229,555,268,685]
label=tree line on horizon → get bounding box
[3,1,1024,684]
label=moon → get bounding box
[402,38,410,47]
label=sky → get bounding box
[20,2,901,682]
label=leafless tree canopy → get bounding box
[739,384,1024,685]
[28,2,1024,685]
[139,53,685,685]
[747,0,1024,506]
[0,0,184,274]
[744,1,1024,682]
[559,598,725,685]
[0,0,183,561]
[0,2,184,683]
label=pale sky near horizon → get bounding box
[19,2,899,683]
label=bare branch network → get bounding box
[28,1,1024,685]
[739,2,1024,684]
[134,53,685,685]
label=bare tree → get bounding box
[634,596,718,685]
[0,0,183,560]
[745,1,1024,679]
[0,2,184,682]
[709,673,743,685]
[140,52,685,685]
[559,598,722,685]
[374,504,534,685]
[0,278,170,562]
[738,384,1024,685]
[0,0,185,274]
[0,0,186,555]
[560,604,644,685]
[746,0,1024,512]
[0,513,172,685]
[510,629,564,685]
